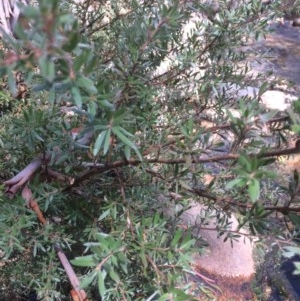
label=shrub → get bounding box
[0,0,300,300]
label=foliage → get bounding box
[283,246,300,275]
[0,0,300,300]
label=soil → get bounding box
[189,21,300,301]
[250,22,300,86]
[190,266,255,301]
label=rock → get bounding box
[180,202,255,278]
[260,90,298,110]
[160,196,255,278]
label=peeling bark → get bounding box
[4,157,42,198]
[3,127,93,198]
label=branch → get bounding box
[41,167,75,185]
[2,125,94,197]
[54,244,89,301]
[192,187,300,215]
[71,139,300,187]
[22,185,46,224]
[22,185,89,301]
[141,115,291,157]
[3,48,42,66]
[264,206,300,214]
[4,157,42,198]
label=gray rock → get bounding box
[161,197,255,278]
[181,202,255,278]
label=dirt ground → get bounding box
[251,22,300,86]
[189,21,300,301]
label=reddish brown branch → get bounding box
[55,244,89,301]
[30,199,47,224]
[69,139,300,189]
[22,186,46,224]
[5,136,300,199]
[21,185,89,301]
[41,167,75,185]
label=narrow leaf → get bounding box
[77,75,97,95]
[109,269,120,283]
[80,271,97,289]
[98,209,110,221]
[112,126,136,149]
[225,178,244,190]
[103,129,111,155]
[71,255,96,267]
[248,179,260,202]
[98,270,106,298]
[93,131,107,156]
[124,145,131,160]
[71,86,82,108]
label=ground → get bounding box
[187,21,300,301]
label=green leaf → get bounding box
[63,32,80,52]
[87,101,98,117]
[140,252,148,268]
[291,124,300,134]
[158,293,171,301]
[103,129,111,155]
[259,110,278,123]
[225,178,244,190]
[248,179,260,202]
[124,145,131,160]
[77,75,97,95]
[93,131,107,156]
[118,126,135,138]
[48,89,56,104]
[120,263,128,274]
[97,270,106,298]
[288,213,300,227]
[238,155,252,172]
[7,70,17,96]
[71,86,82,108]
[80,271,97,289]
[292,99,300,113]
[170,288,194,301]
[98,99,115,110]
[39,56,55,82]
[171,230,183,247]
[109,269,120,283]
[180,238,195,250]
[98,209,110,221]
[112,126,142,160]
[71,255,96,267]
[22,6,40,18]
[32,131,44,142]
[283,246,300,258]
[293,262,300,275]
[258,81,269,96]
